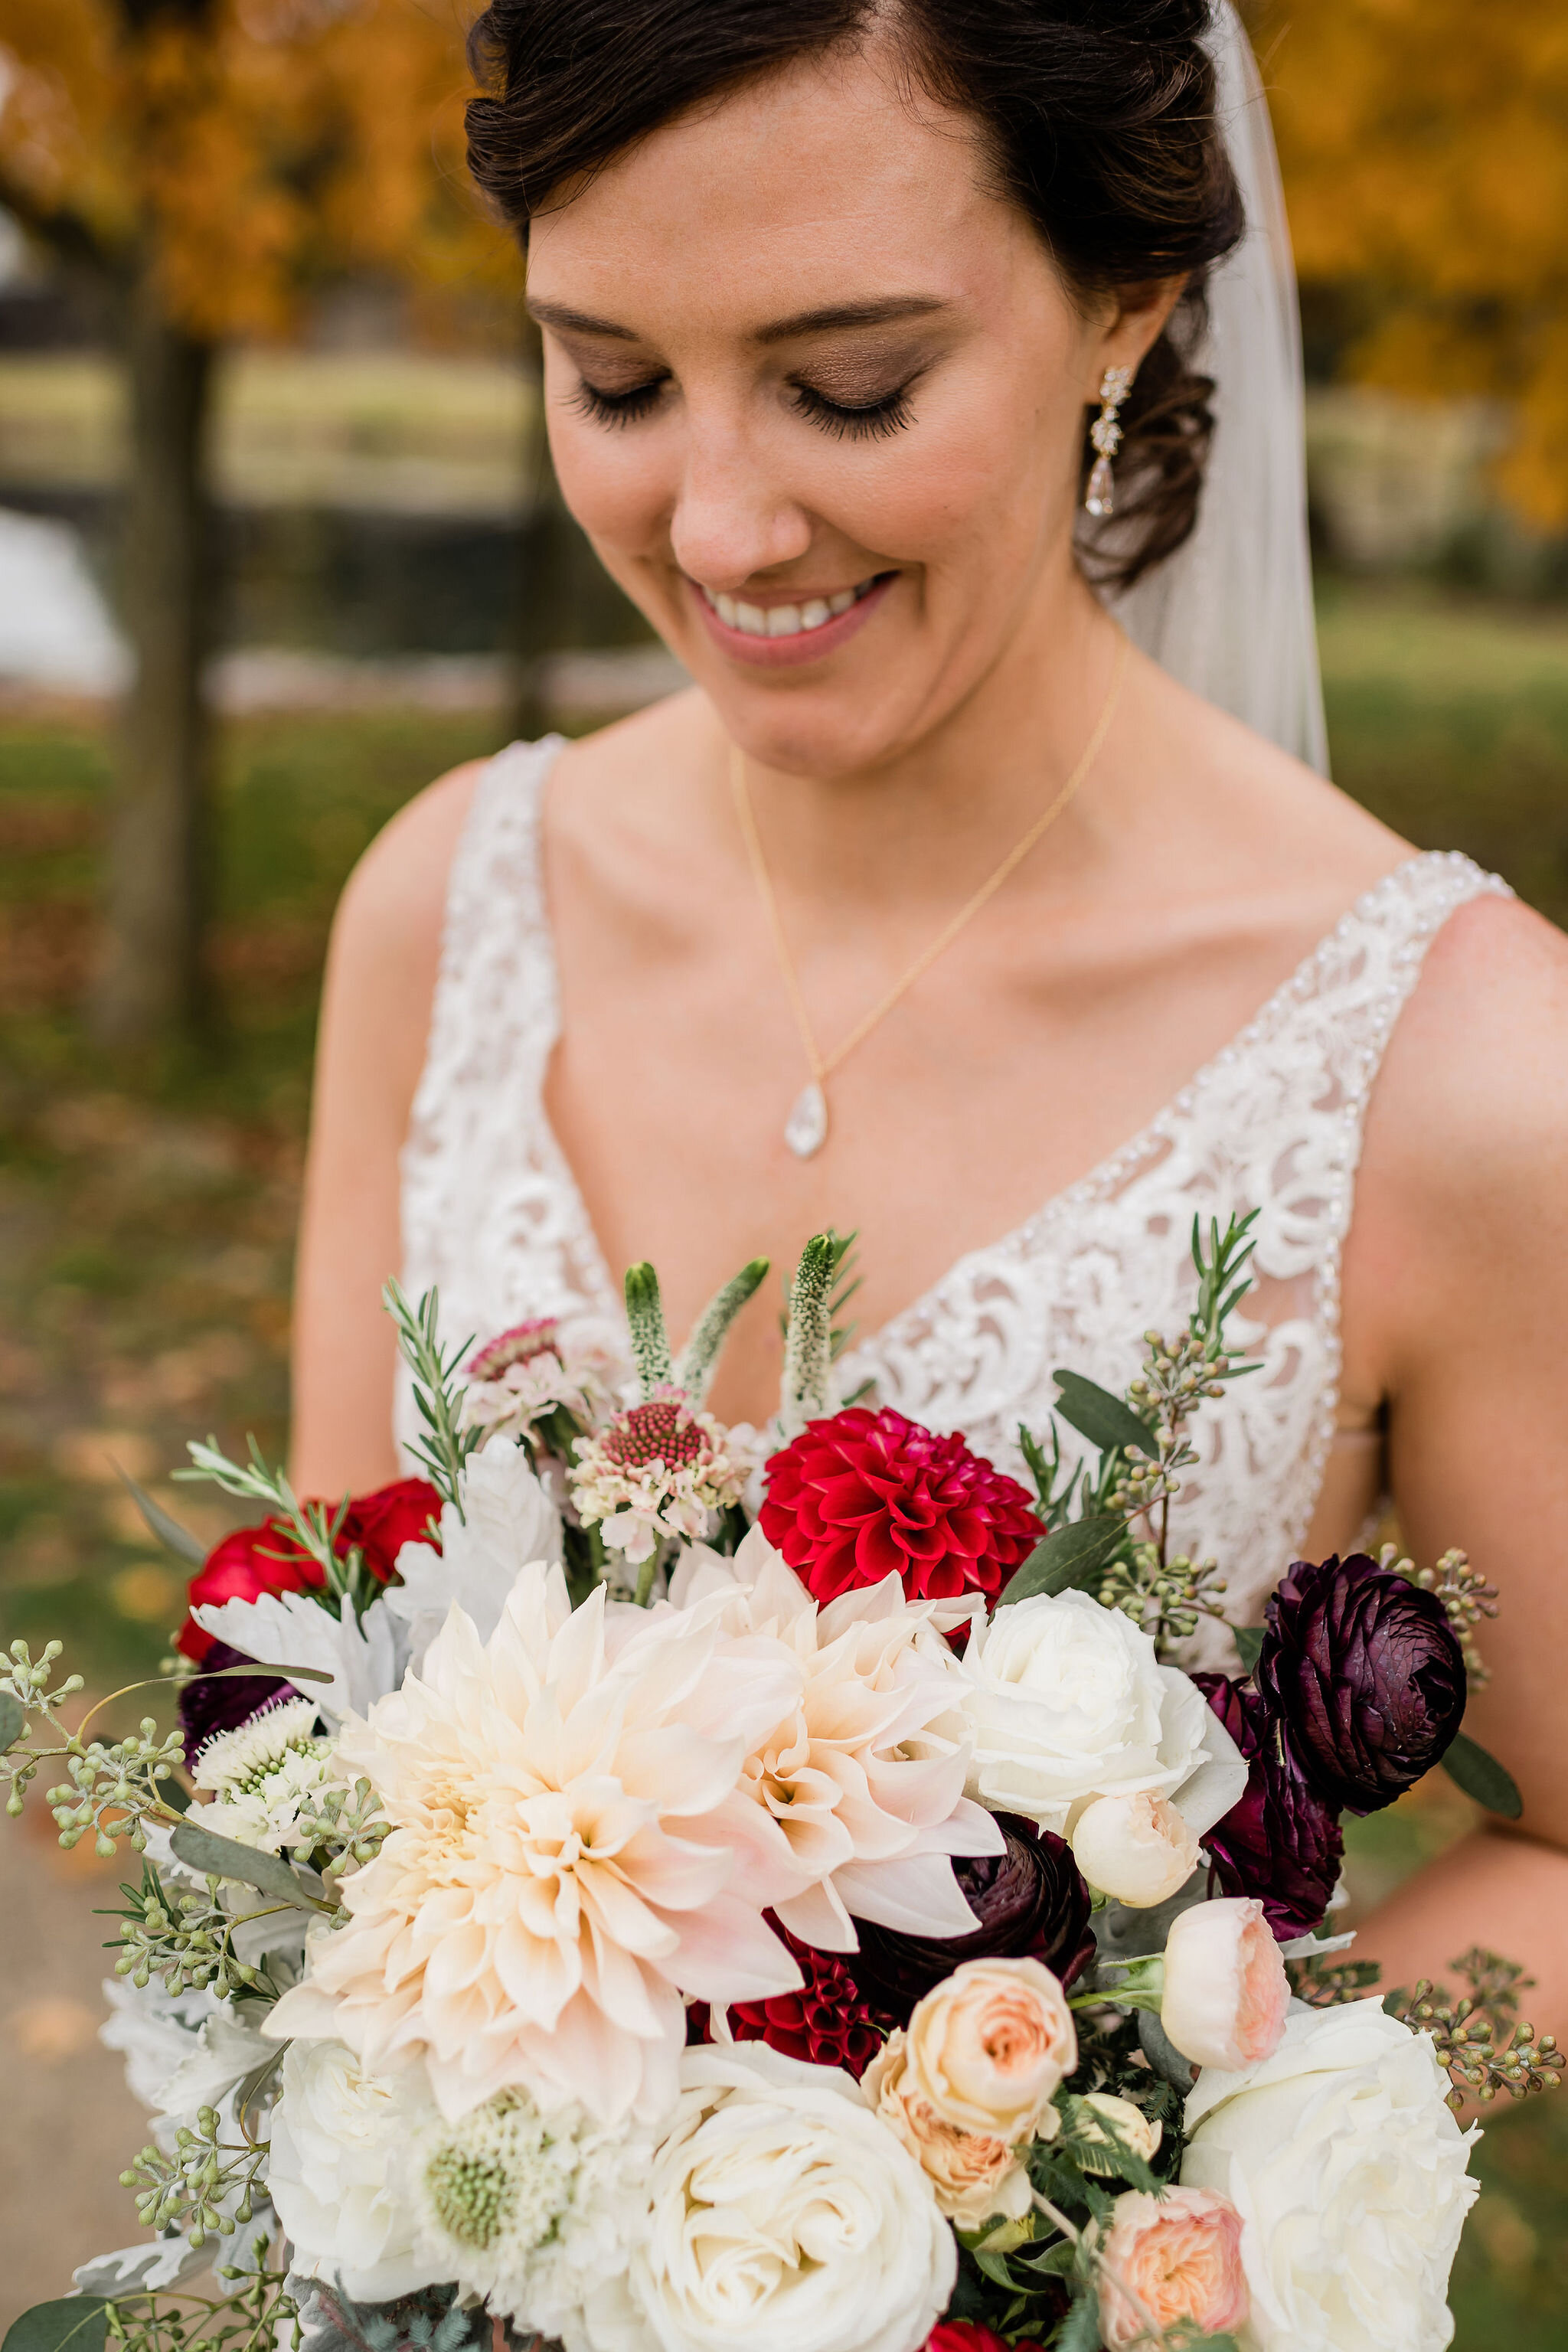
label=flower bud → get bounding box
[1160,1895,1289,2070]
[1065,2092,1163,2173]
[1070,1789,1199,1906]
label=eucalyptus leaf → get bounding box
[199,1660,335,1689]
[1233,1624,1266,1674]
[0,1690,24,1754]
[171,1819,319,1905]
[1441,1730,1523,1819]
[112,1462,205,1567]
[972,2247,1024,2290]
[998,1514,1126,1606]
[3,2302,110,2352]
[1052,1370,1159,1460]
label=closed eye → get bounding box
[790,378,917,440]
[570,374,668,427]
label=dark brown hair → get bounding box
[466,1,1243,590]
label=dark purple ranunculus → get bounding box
[846,1815,1095,2020]
[178,1639,296,1759]
[1193,1673,1344,1939]
[1256,1554,1467,1816]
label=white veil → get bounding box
[1107,1,1329,773]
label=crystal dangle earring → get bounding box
[1084,365,1134,518]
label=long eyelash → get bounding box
[791,381,916,441]
[570,376,668,428]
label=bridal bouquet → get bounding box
[2,1220,1558,2352]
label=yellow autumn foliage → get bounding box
[1261,0,1568,528]
[0,0,520,341]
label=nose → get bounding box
[668,410,813,592]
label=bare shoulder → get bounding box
[1377,890,1568,1171]
[332,754,490,952]
[1354,889,1568,1335]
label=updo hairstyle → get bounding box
[466,1,1244,590]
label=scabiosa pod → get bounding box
[570,1387,758,1576]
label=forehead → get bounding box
[524,44,1033,332]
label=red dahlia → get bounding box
[698,1919,884,2079]
[761,1406,1041,1608]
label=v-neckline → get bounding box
[515,740,1440,1361]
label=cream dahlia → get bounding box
[266,1565,804,2127]
[671,1533,1001,1952]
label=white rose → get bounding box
[956,1589,1246,1847]
[269,2038,439,2303]
[623,2041,955,2352]
[1180,1998,1480,2351]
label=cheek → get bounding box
[547,405,676,558]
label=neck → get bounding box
[719,555,1127,920]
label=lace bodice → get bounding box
[398,736,1510,1658]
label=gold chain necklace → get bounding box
[730,632,1129,1158]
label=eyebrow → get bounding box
[526,295,950,345]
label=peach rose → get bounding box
[864,2031,1033,2228]
[1096,2185,1250,2349]
[904,1957,1077,2140]
[1160,1896,1289,2071]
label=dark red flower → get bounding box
[178,1638,295,1754]
[761,1408,1041,1608]
[1256,1554,1467,1816]
[332,1478,443,1579]
[1193,1672,1344,1939]
[175,1478,440,1664]
[926,2326,1047,2352]
[849,1816,1095,2020]
[697,1919,885,2079]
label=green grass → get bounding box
[2,579,1567,2337]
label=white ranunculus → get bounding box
[268,2037,440,2304]
[1181,1997,1480,2351]
[1070,1788,1200,1906]
[955,1589,1246,1845]
[622,2041,956,2352]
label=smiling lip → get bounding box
[689,573,893,667]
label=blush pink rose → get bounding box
[904,1956,1076,2141]
[1160,1895,1290,2071]
[1097,2186,1250,2348]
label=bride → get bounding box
[290,2,1568,2036]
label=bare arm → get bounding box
[289,762,485,1495]
[1339,894,1568,2051]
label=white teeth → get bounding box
[701,580,877,635]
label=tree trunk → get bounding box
[92,265,217,1049]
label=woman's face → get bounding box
[527,42,1158,778]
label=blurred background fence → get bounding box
[1,0,1566,2337]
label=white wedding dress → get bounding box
[396,738,1510,1659]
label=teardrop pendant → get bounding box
[1085,454,1116,518]
[784,1080,828,1158]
